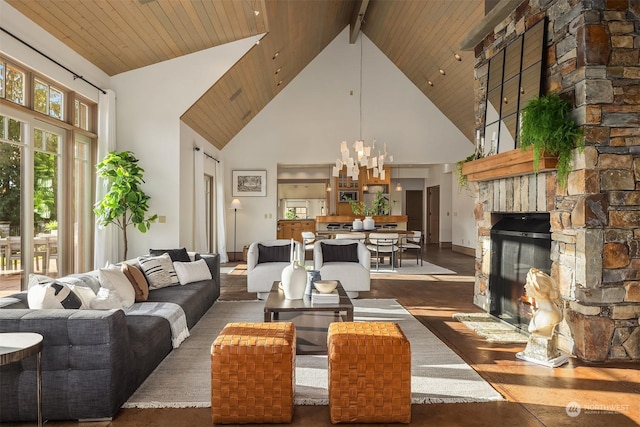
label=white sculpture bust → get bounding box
[525,267,562,338]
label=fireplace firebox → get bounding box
[489,213,551,331]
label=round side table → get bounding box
[0,332,44,426]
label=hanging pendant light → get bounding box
[395,167,402,191]
[335,35,393,178]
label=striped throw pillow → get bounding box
[137,253,179,290]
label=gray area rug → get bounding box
[123,300,504,408]
[453,312,529,343]
[370,261,455,275]
[222,261,455,276]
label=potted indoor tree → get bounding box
[94,151,157,259]
[520,92,583,188]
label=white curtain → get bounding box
[94,89,119,267]
[215,160,229,263]
[193,149,208,253]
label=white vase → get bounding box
[281,262,307,300]
[352,218,363,231]
[363,216,375,230]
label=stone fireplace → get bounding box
[468,0,640,362]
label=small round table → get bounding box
[0,333,44,426]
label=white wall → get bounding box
[110,38,255,258]
[451,178,478,250]
[222,29,471,251]
[0,0,109,102]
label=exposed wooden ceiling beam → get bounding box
[460,0,522,50]
[349,0,369,44]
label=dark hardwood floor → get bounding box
[6,245,639,426]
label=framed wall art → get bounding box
[232,170,267,197]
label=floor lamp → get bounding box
[229,198,242,262]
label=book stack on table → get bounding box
[311,289,339,304]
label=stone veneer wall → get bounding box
[472,0,640,362]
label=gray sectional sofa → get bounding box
[0,253,220,422]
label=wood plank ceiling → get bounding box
[7,0,484,150]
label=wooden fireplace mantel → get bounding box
[461,148,558,182]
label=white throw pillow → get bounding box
[70,285,97,309]
[173,259,212,285]
[90,287,123,310]
[138,253,179,290]
[99,268,136,308]
[27,275,83,309]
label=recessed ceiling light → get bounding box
[274,68,281,75]
[454,53,462,61]
[277,80,283,86]
[272,52,279,60]
[427,80,433,87]
[254,10,260,16]
[439,69,446,75]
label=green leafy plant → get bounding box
[455,152,478,190]
[285,208,296,219]
[94,151,157,259]
[346,197,376,216]
[347,191,395,216]
[520,93,583,188]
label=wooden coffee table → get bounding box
[264,281,353,354]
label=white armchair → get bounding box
[313,239,370,299]
[247,240,303,300]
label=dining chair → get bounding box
[8,237,21,271]
[46,235,58,275]
[335,232,366,242]
[399,231,423,267]
[301,231,316,260]
[0,238,7,271]
[366,232,400,271]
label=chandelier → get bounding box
[333,35,392,181]
[333,139,392,181]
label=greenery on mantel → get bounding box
[455,152,479,190]
[520,93,583,188]
[94,151,157,260]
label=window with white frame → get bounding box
[0,55,97,291]
[34,77,64,120]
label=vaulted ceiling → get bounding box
[7,0,485,149]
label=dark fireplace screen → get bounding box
[489,213,551,331]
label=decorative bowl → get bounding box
[313,280,338,294]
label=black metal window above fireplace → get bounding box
[489,213,551,331]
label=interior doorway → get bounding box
[426,186,440,244]
[405,190,423,235]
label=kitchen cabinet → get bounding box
[277,220,316,242]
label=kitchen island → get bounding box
[315,215,408,231]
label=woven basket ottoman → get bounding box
[327,322,411,424]
[211,322,296,424]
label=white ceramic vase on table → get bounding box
[281,262,307,299]
[281,239,307,300]
[363,216,375,230]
